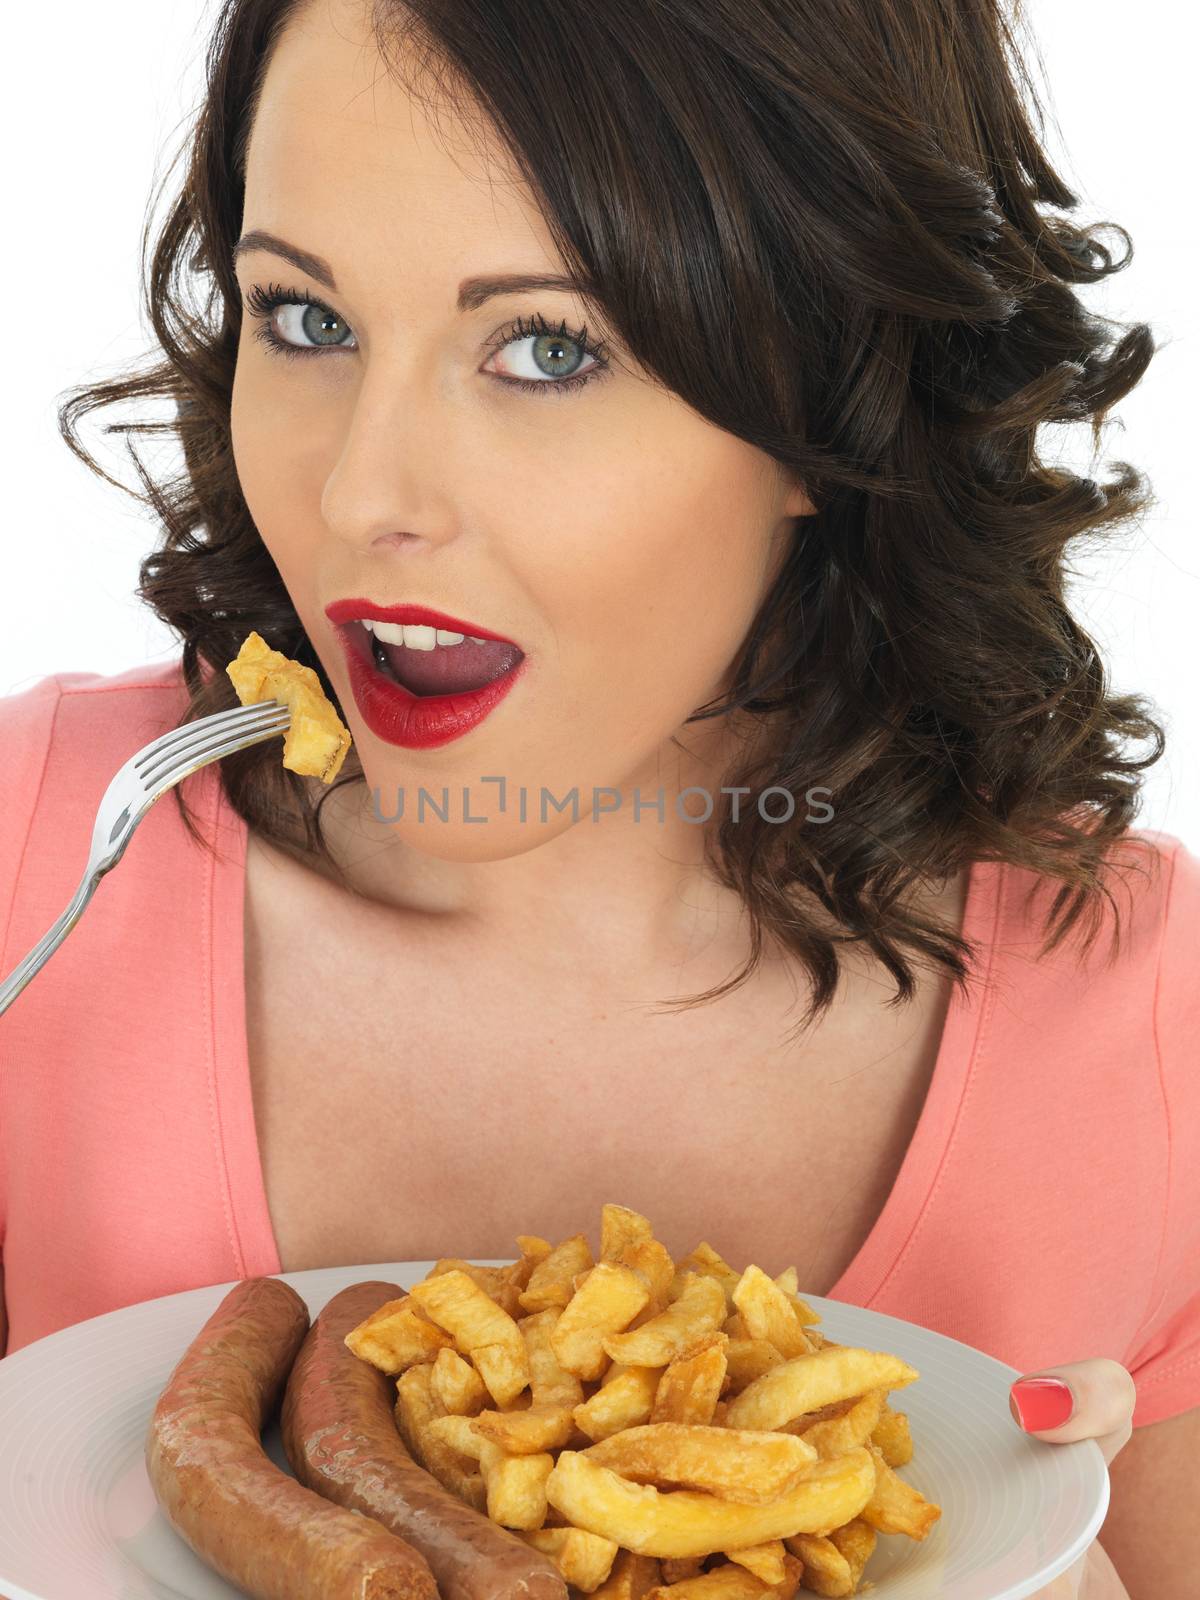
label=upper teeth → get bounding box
[360,620,488,650]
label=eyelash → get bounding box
[241,281,610,399]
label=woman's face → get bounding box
[231,0,812,862]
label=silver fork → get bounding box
[0,697,292,1019]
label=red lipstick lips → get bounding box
[324,597,527,750]
[325,598,520,645]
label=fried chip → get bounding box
[409,1269,530,1406]
[786,1520,877,1598]
[545,1448,876,1559]
[651,1335,728,1424]
[522,1526,621,1592]
[601,1204,656,1263]
[226,630,351,783]
[520,1234,596,1313]
[478,1437,555,1530]
[620,1238,678,1312]
[429,1258,525,1319]
[791,1389,887,1461]
[602,1274,727,1367]
[724,1346,918,1433]
[344,1294,453,1374]
[394,1363,486,1512]
[731,1266,811,1360]
[723,1540,788,1584]
[723,1338,785,1393]
[472,1403,576,1454]
[430,1346,488,1415]
[857,1441,942,1540]
[553,1263,652,1380]
[868,1401,914,1468]
[574,1366,661,1441]
[591,1548,663,1600]
[646,1564,780,1600]
[661,1557,707,1583]
[582,1423,818,1504]
[672,1244,743,1311]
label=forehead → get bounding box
[243,0,556,288]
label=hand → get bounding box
[1007,1358,1137,1600]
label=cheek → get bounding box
[230,344,336,557]
[529,451,780,706]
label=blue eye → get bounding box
[244,282,357,357]
[241,282,610,397]
[275,301,355,347]
[486,310,609,398]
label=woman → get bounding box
[0,0,1195,1594]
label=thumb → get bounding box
[1008,1358,1136,1465]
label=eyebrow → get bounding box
[232,228,594,313]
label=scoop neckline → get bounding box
[207,780,1003,1303]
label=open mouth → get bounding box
[347,619,524,698]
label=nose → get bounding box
[319,357,458,556]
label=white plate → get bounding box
[0,1262,1107,1600]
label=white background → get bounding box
[1,2,1195,842]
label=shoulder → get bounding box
[1,651,193,712]
[992,825,1194,986]
[1145,828,1200,979]
[1102,828,1199,1018]
[0,656,195,780]
[0,654,192,730]
[966,826,1194,1095]
[1106,825,1200,1048]
[1136,827,1200,1082]
[0,655,194,893]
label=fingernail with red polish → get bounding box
[1009,1377,1075,1431]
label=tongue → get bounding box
[378,637,522,697]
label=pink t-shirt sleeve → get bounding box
[1119,835,1200,1426]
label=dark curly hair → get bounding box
[58,0,1167,1041]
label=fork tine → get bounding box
[133,699,288,773]
[140,703,292,788]
[137,702,290,787]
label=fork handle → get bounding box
[0,870,101,1020]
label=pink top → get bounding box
[1,659,1197,1427]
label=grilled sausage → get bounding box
[145,1275,440,1600]
[281,1279,570,1600]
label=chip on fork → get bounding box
[0,698,291,1018]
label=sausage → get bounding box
[281,1279,570,1600]
[145,1275,440,1600]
